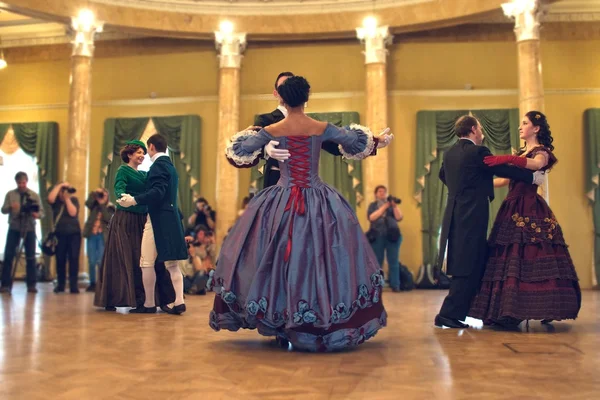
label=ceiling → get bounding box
[0,0,599,48]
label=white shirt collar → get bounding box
[151,152,168,162]
[460,137,476,145]
[277,105,288,118]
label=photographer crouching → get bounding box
[0,172,43,294]
[47,182,81,294]
[82,188,114,292]
[367,185,404,292]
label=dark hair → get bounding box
[194,224,210,236]
[120,144,146,163]
[196,197,208,204]
[274,72,294,89]
[276,76,310,108]
[520,111,554,153]
[454,115,479,138]
[147,134,168,152]
[374,185,387,194]
[15,172,28,182]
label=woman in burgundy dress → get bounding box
[468,111,581,327]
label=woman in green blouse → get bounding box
[94,140,149,310]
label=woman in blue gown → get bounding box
[208,76,394,352]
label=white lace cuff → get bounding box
[225,129,263,166]
[338,123,376,160]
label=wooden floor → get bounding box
[1,284,599,400]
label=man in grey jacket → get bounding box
[1,172,43,294]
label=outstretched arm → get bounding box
[225,129,271,168]
[323,124,393,160]
[483,152,548,171]
[477,146,534,184]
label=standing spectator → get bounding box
[82,188,114,292]
[0,172,43,294]
[367,185,404,292]
[47,182,81,294]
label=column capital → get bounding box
[502,0,545,42]
[70,10,103,57]
[356,25,392,64]
[215,31,247,69]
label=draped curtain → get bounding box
[0,122,58,267]
[250,112,364,209]
[414,109,519,266]
[584,109,600,286]
[100,115,201,219]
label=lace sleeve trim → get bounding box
[225,129,264,166]
[338,123,376,160]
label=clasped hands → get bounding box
[117,193,137,207]
[264,128,394,162]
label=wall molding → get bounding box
[1,88,600,112]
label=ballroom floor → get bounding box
[0,283,598,399]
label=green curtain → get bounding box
[415,110,464,265]
[101,117,149,203]
[415,109,518,266]
[0,122,58,273]
[584,109,600,285]
[249,111,363,209]
[473,108,520,231]
[153,115,201,219]
[100,115,201,219]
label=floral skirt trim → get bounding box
[209,297,387,352]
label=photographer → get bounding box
[187,197,216,234]
[0,172,43,294]
[47,182,81,294]
[182,225,216,295]
[82,188,115,292]
[367,185,404,292]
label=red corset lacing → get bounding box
[284,136,311,262]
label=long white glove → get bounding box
[117,193,137,208]
[265,140,290,162]
[532,170,545,186]
[377,128,394,149]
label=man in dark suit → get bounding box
[434,115,544,328]
[118,134,189,315]
[254,71,343,188]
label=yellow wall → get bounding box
[0,40,596,288]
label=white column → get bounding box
[502,0,548,202]
[356,18,392,202]
[214,22,246,248]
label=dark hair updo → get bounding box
[276,76,310,108]
[524,110,554,152]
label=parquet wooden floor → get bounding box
[1,283,598,399]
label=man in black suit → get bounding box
[254,71,343,188]
[434,115,544,328]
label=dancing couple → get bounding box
[94,134,189,315]
[208,75,393,352]
[435,112,581,329]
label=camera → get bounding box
[20,193,40,214]
[62,186,76,194]
[95,191,105,199]
[387,195,401,204]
